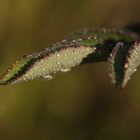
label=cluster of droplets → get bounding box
[12,46,96,84]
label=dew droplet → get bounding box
[61,68,71,73]
[42,75,53,80]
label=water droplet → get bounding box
[124,63,128,69]
[57,54,60,57]
[61,68,71,73]
[57,62,60,65]
[42,75,53,80]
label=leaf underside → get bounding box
[0,28,140,87]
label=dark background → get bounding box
[0,0,140,140]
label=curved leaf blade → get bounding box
[122,42,140,87]
[108,42,130,87]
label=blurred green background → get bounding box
[0,0,140,140]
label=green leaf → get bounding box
[0,54,37,85]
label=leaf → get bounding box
[109,41,140,88]
[0,43,97,85]
[109,42,129,87]
[122,42,140,87]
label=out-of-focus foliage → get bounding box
[0,0,140,140]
